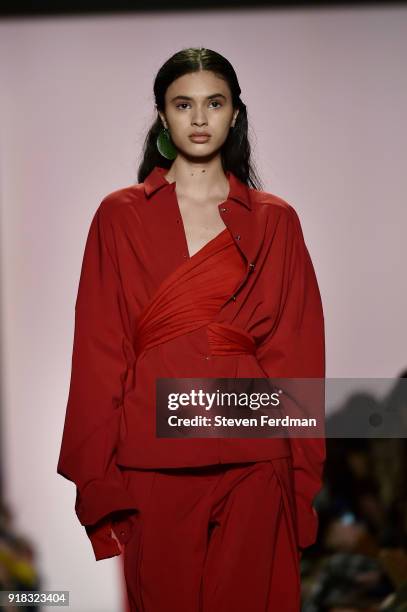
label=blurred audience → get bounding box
[0,500,42,612]
[301,369,407,611]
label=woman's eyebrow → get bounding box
[170,93,227,102]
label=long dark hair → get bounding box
[137,47,263,190]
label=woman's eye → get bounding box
[176,101,222,110]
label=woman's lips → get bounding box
[189,135,211,142]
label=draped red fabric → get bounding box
[206,321,257,356]
[133,227,248,359]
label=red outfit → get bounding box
[57,166,325,583]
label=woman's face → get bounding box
[158,70,239,161]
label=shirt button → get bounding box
[231,295,237,301]
[220,207,228,212]
[183,254,187,258]
[120,531,125,537]
[249,262,255,272]
[235,235,241,240]
[205,355,211,360]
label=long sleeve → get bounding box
[256,205,326,551]
[57,201,137,561]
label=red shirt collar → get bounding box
[143,165,252,210]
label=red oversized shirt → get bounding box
[57,166,326,561]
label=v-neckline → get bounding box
[164,174,231,262]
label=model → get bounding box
[57,47,326,612]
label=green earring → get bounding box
[157,126,177,160]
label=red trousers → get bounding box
[119,458,301,612]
